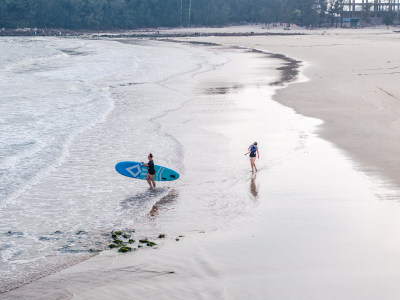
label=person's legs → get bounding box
[146,173,152,187]
[150,175,156,188]
[250,157,255,172]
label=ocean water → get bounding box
[0,37,228,292]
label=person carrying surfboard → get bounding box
[245,142,259,172]
[142,153,156,188]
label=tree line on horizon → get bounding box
[0,0,397,30]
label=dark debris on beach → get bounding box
[108,230,162,253]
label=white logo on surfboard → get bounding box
[126,164,142,178]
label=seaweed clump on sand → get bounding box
[108,230,164,253]
[89,249,102,253]
[176,235,185,241]
[113,239,124,245]
[111,231,122,239]
[139,239,157,247]
[118,246,133,253]
[109,230,136,251]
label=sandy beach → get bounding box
[3,26,400,299]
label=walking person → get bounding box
[245,142,259,172]
[142,153,156,188]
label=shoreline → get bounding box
[2,23,400,38]
[154,39,302,86]
[0,26,305,37]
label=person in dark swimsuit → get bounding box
[142,153,156,188]
[245,142,259,172]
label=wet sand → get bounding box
[170,25,400,187]
[4,29,400,299]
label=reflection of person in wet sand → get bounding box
[245,142,259,172]
[250,175,259,198]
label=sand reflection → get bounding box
[205,84,243,94]
[150,189,179,217]
[121,187,168,208]
[250,174,259,198]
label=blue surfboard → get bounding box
[115,161,179,182]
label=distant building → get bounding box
[342,0,400,25]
